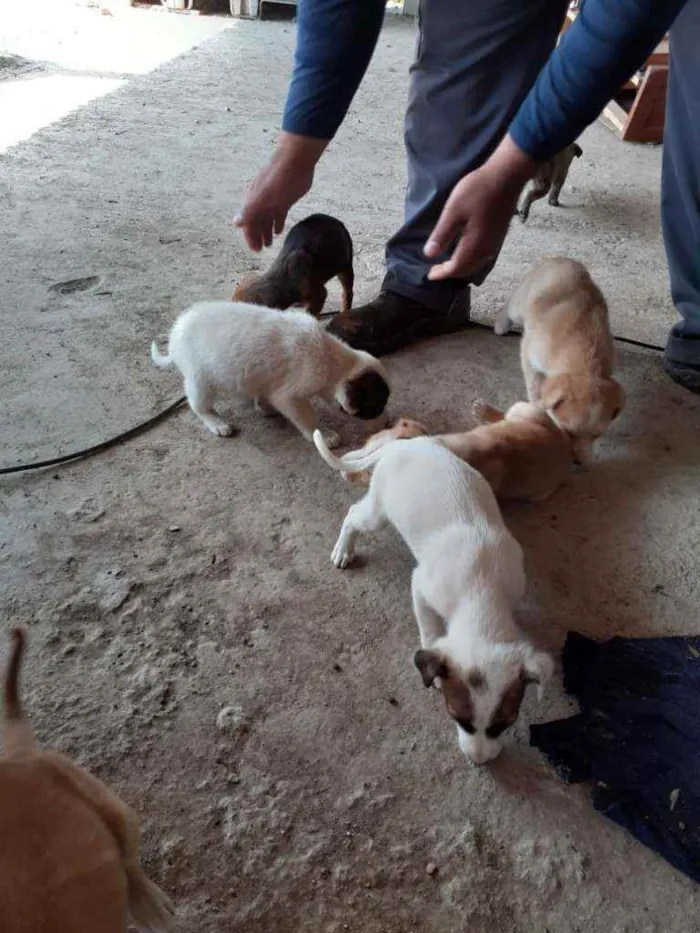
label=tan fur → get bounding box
[494,258,624,462]
[345,404,573,503]
[0,628,175,933]
[345,418,429,485]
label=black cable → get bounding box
[0,395,186,476]
[0,318,664,477]
[468,317,665,353]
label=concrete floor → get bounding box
[0,0,234,151]
[1,15,699,933]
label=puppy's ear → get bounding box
[541,374,569,414]
[414,649,447,688]
[522,649,554,702]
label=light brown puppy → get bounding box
[345,417,429,486]
[439,401,574,501]
[0,628,175,933]
[343,403,573,502]
[494,257,624,462]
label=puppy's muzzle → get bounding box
[346,371,391,420]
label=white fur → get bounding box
[151,301,388,444]
[315,432,553,765]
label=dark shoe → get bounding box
[663,355,700,394]
[326,289,470,356]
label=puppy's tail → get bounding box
[3,627,37,757]
[313,429,389,475]
[150,340,171,368]
[127,867,176,933]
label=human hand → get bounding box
[234,132,328,252]
[425,135,538,281]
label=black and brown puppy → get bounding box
[233,213,354,317]
[517,143,583,222]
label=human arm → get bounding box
[235,0,386,251]
[427,0,689,280]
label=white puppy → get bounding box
[314,432,553,765]
[151,301,390,446]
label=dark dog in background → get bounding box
[517,143,583,222]
[233,213,354,317]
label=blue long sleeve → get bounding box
[509,0,689,162]
[282,0,386,140]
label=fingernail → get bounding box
[424,239,438,257]
[233,214,243,225]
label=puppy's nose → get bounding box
[468,743,502,766]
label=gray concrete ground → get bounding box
[1,15,699,933]
[0,0,234,151]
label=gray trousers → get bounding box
[383,0,569,312]
[663,0,700,366]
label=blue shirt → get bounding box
[282,0,688,162]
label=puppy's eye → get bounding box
[455,717,475,735]
[611,407,621,421]
[485,722,509,740]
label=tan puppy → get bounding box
[439,401,574,501]
[337,403,573,502]
[494,258,624,462]
[0,628,175,933]
[345,417,429,486]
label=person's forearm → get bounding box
[510,0,689,162]
[272,131,328,167]
[282,0,386,142]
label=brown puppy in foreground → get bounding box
[0,628,175,933]
[233,213,354,317]
[517,143,583,222]
[494,257,624,462]
[343,401,574,502]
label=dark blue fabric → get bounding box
[509,0,690,160]
[662,0,700,359]
[282,0,386,140]
[531,632,700,883]
[281,0,689,158]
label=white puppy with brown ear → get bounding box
[0,628,175,933]
[495,257,624,462]
[314,432,553,765]
[152,301,390,447]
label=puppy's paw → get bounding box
[493,316,510,337]
[208,421,235,437]
[324,430,342,450]
[331,539,353,569]
[471,399,490,423]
